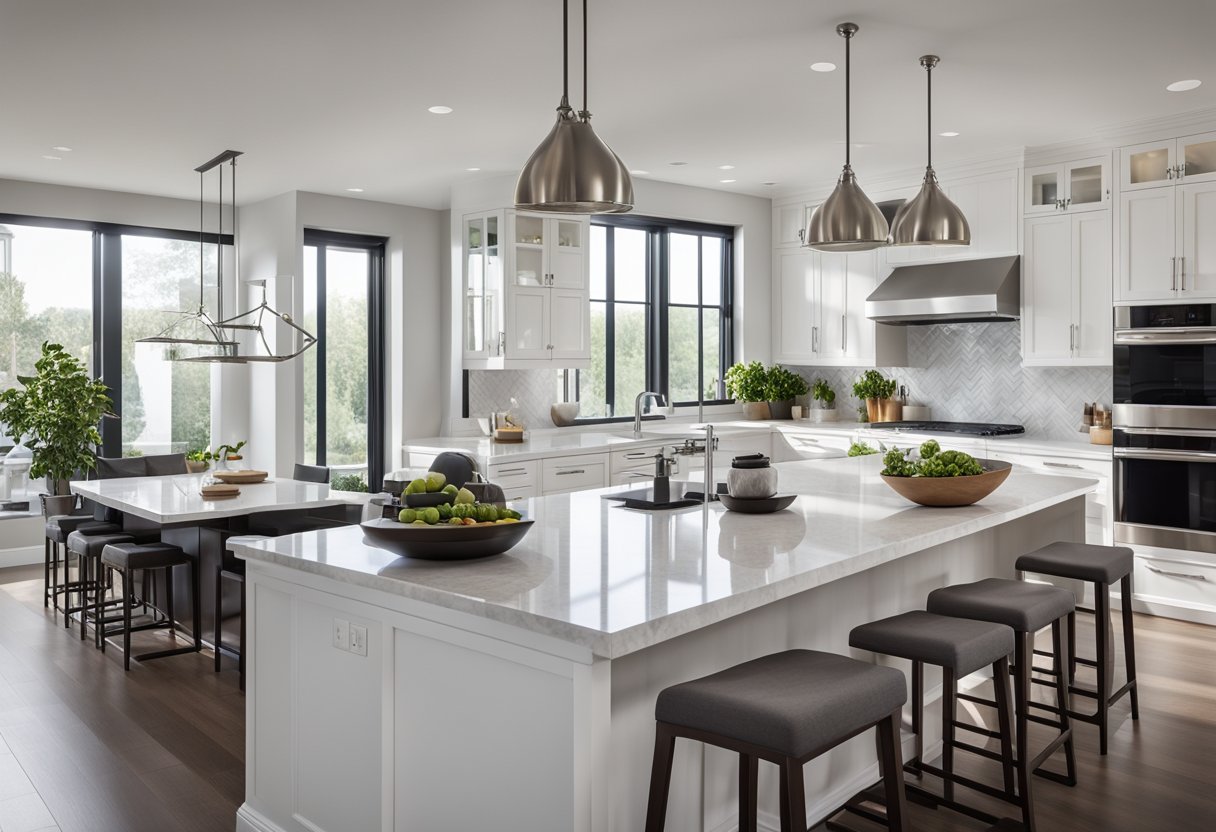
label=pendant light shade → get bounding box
[889,56,970,246]
[805,22,887,252]
[514,0,633,214]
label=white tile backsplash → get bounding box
[467,370,560,429]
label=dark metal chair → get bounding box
[292,463,330,483]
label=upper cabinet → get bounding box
[1024,156,1110,215]
[463,210,590,369]
[1120,132,1216,192]
[774,202,812,248]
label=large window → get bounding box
[302,230,387,489]
[578,217,732,418]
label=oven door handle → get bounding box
[1113,447,1216,463]
[1117,427,1216,438]
[1114,327,1216,345]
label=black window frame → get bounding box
[578,215,734,421]
[302,228,388,490]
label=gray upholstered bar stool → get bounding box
[1015,542,1139,755]
[98,542,201,671]
[850,611,1036,830]
[644,649,908,832]
[927,579,1078,793]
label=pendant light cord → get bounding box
[844,31,851,167]
[582,0,588,116]
[561,0,570,108]
[198,172,204,312]
[926,61,932,169]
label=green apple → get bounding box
[398,508,417,524]
[441,484,458,497]
[421,507,441,525]
[454,487,476,505]
[425,472,447,493]
[404,478,428,495]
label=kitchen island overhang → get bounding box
[232,456,1095,832]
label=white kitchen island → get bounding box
[231,456,1095,832]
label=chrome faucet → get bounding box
[633,391,666,437]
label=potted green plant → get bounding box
[215,440,247,471]
[186,447,216,474]
[0,342,112,515]
[810,378,838,423]
[852,370,898,423]
[764,365,809,420]
[724,361,771,420]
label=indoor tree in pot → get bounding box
[725,361,771,420]
[0,342,112,516]
[852,370,898,423]
[765,365,809,420]
[810,378,837,423]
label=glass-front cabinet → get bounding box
[1121,132,1216,191]
[462,211,504,361]
[1024,156,1108,214]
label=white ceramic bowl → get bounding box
[550,402,581,427]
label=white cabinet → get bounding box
[1120,131,1216,192]
[774,201,812,247]
[486,459,540,500]
[1023,211,1111,365]
[1178,180,1216,297]
[1117,179,1216,302]
[462,212,505,362]
[985,449,1110,545]
[772,250,906,367]
[541,453,608,495]
[1024,157,1109,215]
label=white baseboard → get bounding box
[1133,594,1216,626]
[0,545,41,569]
[236,805,286,832]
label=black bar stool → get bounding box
[850,611,1036,830]
[65,529,134,637]
[644,649,908,832]
[42,505,119,611]
[927,579,1078,795]
[1015,541,1139,755]
[97,542,201,670]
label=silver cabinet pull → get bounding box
[624,452,650,459]
[1069,324,1075,352]
[1180,256,1186,291]
[1172,256,1178,290]
[623,471,652,479]
[1065,197,1071,208]
[1043,461,1083,470]
[1145,563,1207,581]
[841,314,847,352]
[1167,165,1175,180]
[555,468,586,476]
[797,228,805,244]
[494,467,528,476]
[811,326,819,353]
[1115,447,1216,463]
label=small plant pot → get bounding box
[186,460,209,474]
[741,402,771,421]
[767,399,794,420]
[879,399,904,422]
[865,398,884,423]
[810,405,838,423]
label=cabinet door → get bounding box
[549,288,590,362]
[843,252,877,364]
[1022,215,1074,363]
[1179,181,1216,299]
[505,286,551,360]
[548,218,587,289]
[1118,189,1177,301]
[775,203,809,247]
[949,171,1018,256]
[463,215,489,359]
[1179,131,1216,185]
[1025,164,1063,215]
[1121,140,1176,192]
[775,251,819,363]
[1073,210,1113,364]
[511,213,546,287]
[1064,156,1108,211]
[817,253,847,363]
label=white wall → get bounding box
[0,177,202,229]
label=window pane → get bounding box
[302,246,318,464]
[613,303,647,418]
[0,223,93,407]
[615,227,647,302]
[669,233,699,305]
[324,248,369,472]
[701,237,722,307]
[122,235,217,455]
[702,308,722,400]
[581,301,608,418]
[590,225,607,300]
[667,306,699,402]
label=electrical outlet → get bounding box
[350,623,368,657]
[333,618,349,651]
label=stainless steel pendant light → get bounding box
[805,22,887,252]
[889,56,970,246]
[514,0,633,214]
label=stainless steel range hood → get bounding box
[865,255,1020,325]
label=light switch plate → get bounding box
[350,623,368,657]
[333,618,349,651]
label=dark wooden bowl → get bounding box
[880,460,1013,507]
[360,518,534,560]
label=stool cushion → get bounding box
[45,517,120,543]
[850,611,1016,676]
[927,578,1075,633]
[655,649,906,758]
[66,531,135,557]
[101,542,190,571]
[1015,542,1134,584]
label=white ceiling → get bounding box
[2,0,1215,209]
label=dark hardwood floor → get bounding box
[0,564,1213,831]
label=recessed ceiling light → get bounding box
[718,164,735,170]
[1166,79,1202,92]
[719,179,736,184]
[465,167,481,172]
[428,105,453,114]
[939,131,960,137]
[41,154,62,161]
[630,169,650,175]
[763,182,777,186]
[345,187,365,193]
[51,145,72,152]
[810,62,836,72]
[668,161,688,166]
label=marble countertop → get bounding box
[233,456,1097,659]
[71,474,355,524]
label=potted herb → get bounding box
[852,370,898,423]
[724,361,771,420]
[810,378,837,423]
[215,440,247,471]
[764,365,808,420]
[186,447,216,474]
[0,342,112,515]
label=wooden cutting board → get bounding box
[213,469,269,484]
[201,483,241,499]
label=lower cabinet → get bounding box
[541,453,609,495]
[487,459,540,500]
[985,449,1111,545]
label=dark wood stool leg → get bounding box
[993,657,1016,796]
[122,569,132,671]
[1051,619,1077,784]
[878,710,908,832]
[643,723,676,832]
[63,547,73,628]
[738,753,758,832]
[1013,632,1037,832]
[911,660,924,767]
[780,758,805,832]
[43,538,51,607]
[1094,584,1111,755]
[95,565,106,653]
[51,541,59,611]
[1066,610,1077,685]
[165,564,175,638]
[214,566,223,672]
[1121,575,1139,720]
[191,556,201,651]
[80,554,91,641]
[941,667,956,803]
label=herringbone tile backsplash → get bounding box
[467,370,562,430]
[789,322,1112,441]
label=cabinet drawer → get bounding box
[1134,553,1216,611]
[542,454,609,495]
[610,444,667,474]
[487,459,539,483]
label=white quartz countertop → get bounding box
[233,456,1097,659]
[71,474,355,524]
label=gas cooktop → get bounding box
[865,421,1026,437]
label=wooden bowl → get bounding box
[360,518,534,560]
[213,469,268,484]
[880,460,1012,507]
